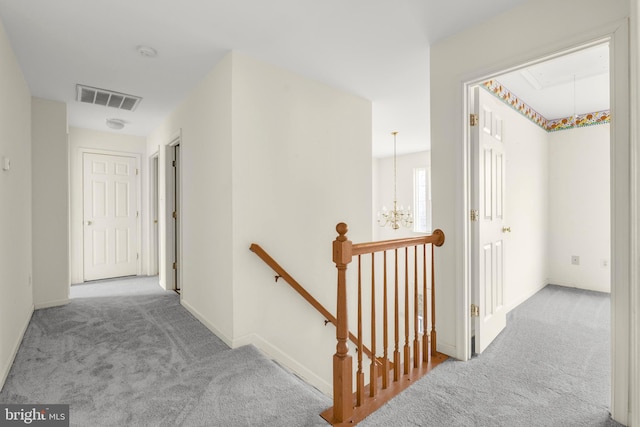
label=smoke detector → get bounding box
[136,45,157,58]
[106,118,126,130]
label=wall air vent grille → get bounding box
[76,84,142,111]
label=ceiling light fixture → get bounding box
[106,118,126,130]
[377,132,413,230]
[136,45,157,58]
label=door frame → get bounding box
[77,148,142,282]
[148,152,159,276]
[159,130,182,294]
[461,26,630,423]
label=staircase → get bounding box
[251,222,447,425]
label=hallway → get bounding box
[0,277,329,426]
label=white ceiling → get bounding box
[0,0,533,157]
[494,43,610,121]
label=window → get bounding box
[413,167,432,233]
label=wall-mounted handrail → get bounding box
[249,243,375,360]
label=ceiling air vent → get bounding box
[76,84,142,111]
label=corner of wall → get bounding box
[31,98,70,307]
[34,299,70,310]
[0,304,33,391]
[231,333,332,396]
[0,16,35,394]
[228,52,372,393]
[180,299,233,348]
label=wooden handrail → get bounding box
[351,229,445,255]
[249,243,375,360]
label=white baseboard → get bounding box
[181,300,332,396]
[436,340,458,359]
[545,280,611,294]
[506,281,549,313]
[180,299,234,348]
[34,298,69,310]
[233,333,332,396]
[0,304,34,391]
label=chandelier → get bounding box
[377,131,413,229]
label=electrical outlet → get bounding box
[571,256,580,266]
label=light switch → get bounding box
[2,156,10,171]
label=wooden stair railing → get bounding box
[322,223,447,426]
[249,243,377,361]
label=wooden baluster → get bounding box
[422,244,429,362]
[404,247,410,375]
[393,249,400,382]
[382,251,389,389]
[332,223,353,422]
[413,246,420,368]
[370,253,378,397]
[431,242,437,356]
[357,255,364,406]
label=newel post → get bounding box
[332,223,353,422]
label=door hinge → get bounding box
[135,168,139,175]
[471,304,480,317]
[172,261,177,270]
[136,211,139,218]
[172,160,176,167]
[470,209,479,222]
[470,113,479,126]
[136,253,139,260]
[172,211,177,219]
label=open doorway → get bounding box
[427,14,631,423]
[162,137,181,295]
[462,38,621,421]
[171,144,181,294]
[468,42,611,354]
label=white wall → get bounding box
[147,53,234,339]
[230,52,372,393]
[548,124,610,292]
[373,151,429,241]
[68,127,147,284]
[0,19,33,390]
[430,1,631,422]
[32,98,69,308]
[491,93,550,310]
[631,2,640,426]
[147,51,372,394]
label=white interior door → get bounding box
[83,153,138,281]
[472,86,508,353]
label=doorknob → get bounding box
[86,220,92,226]
[502,226,511,233]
